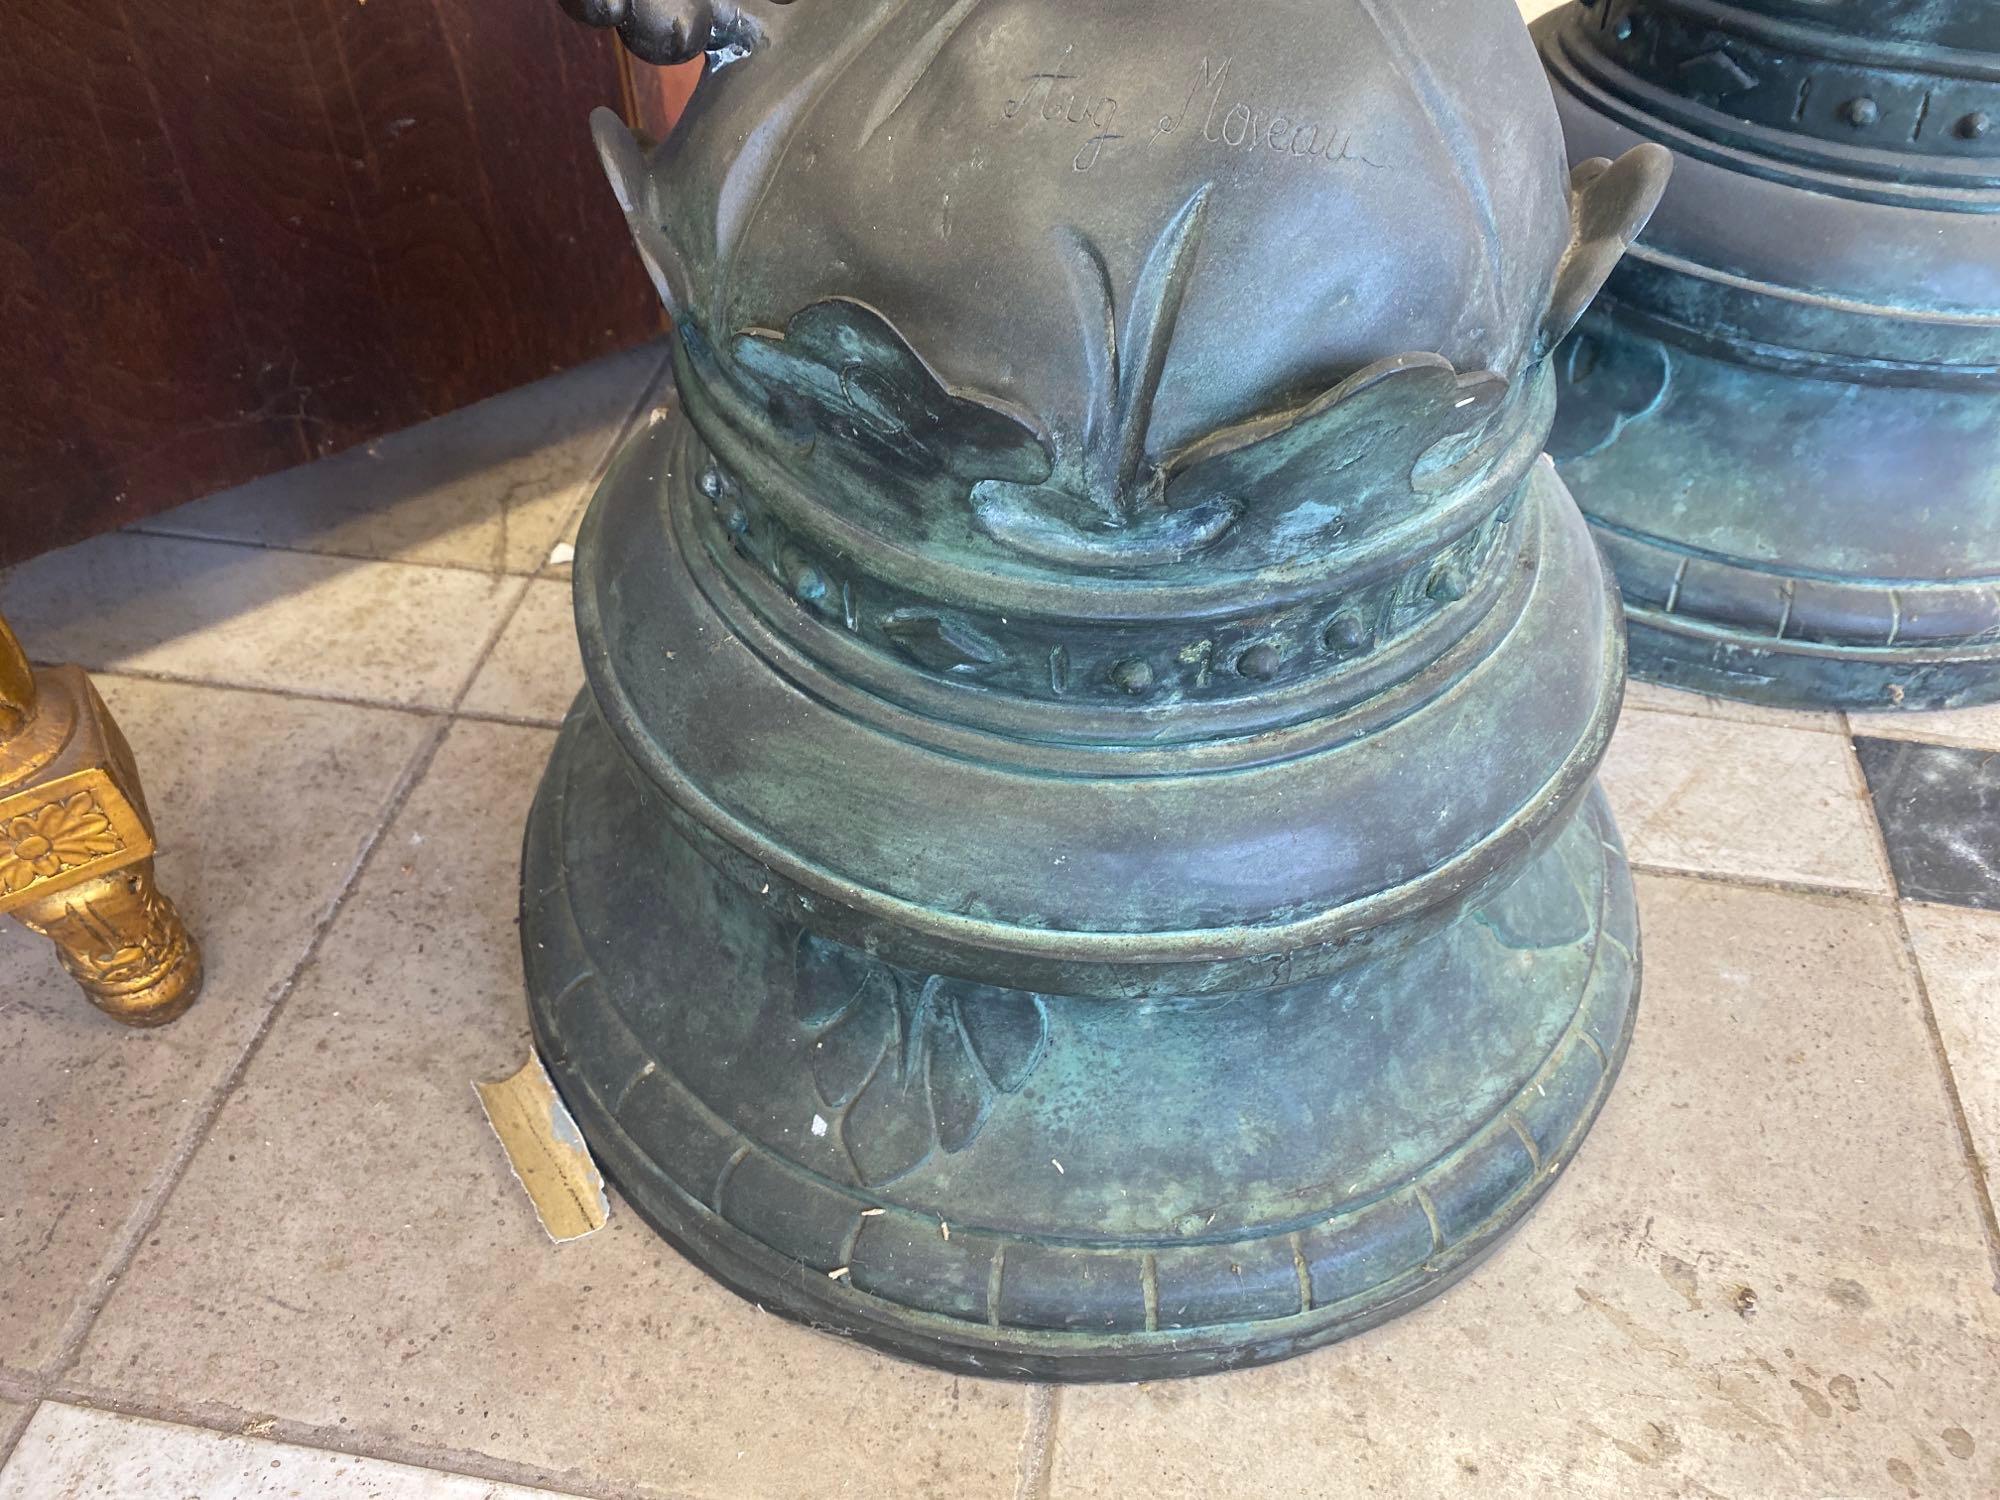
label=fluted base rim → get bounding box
[520,701,1641,1380]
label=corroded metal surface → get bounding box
[1539,0,2000,709]
[525,0,1660,1377]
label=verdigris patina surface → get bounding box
[527,0,1665,1378]
[1538,0,2000,710]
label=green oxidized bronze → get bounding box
[527,0,1665,1378]
[1539,0,2000,710]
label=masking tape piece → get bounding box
[476,1052,610,1242]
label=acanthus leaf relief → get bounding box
[730,299,1055,491]
[972,184,1511,571]
[1534,146,1673,361]
[972,183,1250,569]
[1161,353,1509,563]
[793,932,1051,1186]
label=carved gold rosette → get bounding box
[0,615,203,1027]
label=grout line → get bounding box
[55,582,549,728]
[35,710,454,1383]
[1620,696,1847,737]
[1836,731,1903,896]
[1844,697,2000,754]
[30,1385,693,1500]
[1624,860,1896,906]
[0,1398,34,1476]
[443,560,545,714]
[118,525,569,581]
[86,665,449,720]
[75,668,564,783]
[1849,743,2000,1291]
[1892,903,2000,1295]
[633,342,679,415]
[452,706,571,732]
[1013,1385,1061,1500]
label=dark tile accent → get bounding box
[1854,737,2000,911]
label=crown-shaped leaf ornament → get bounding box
[731,303,1054,491]
[587,71,1669,583]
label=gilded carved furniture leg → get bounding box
[0,612,203,1026]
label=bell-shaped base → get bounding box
[1553,317,2000,713]
[521,700,1639,1381]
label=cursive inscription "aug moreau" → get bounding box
[1151,57,1384,167]
[1001,55,1383,174]
[1003,72,1123,171]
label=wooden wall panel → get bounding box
[629,56,703,147]
[0,0,670,567]
[0,1,309,553]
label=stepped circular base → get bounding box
[1552,315,2000,714]
[1622,609,2000,716]
[521,700,1640,1381]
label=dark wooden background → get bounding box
[0,1,700,567]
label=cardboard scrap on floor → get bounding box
[476,1052,609,1242]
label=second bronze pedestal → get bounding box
[1539,0,2000,710]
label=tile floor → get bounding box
[2,345,1996,1500]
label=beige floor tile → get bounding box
[1850,702,2000,754]
[1902,901,2000,1197]
[460,580,582,727]
[70,721,1031,1500]
[540,399,677,584]
[0,534,523,710]
[0,677,430,1371]
[0,1403,586,1499]
[1620,678,1845,735]
[0,1403,26,1466]
[138,344,668,576]
[1046,876,2000,1500]
[1600,705,1890,891]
